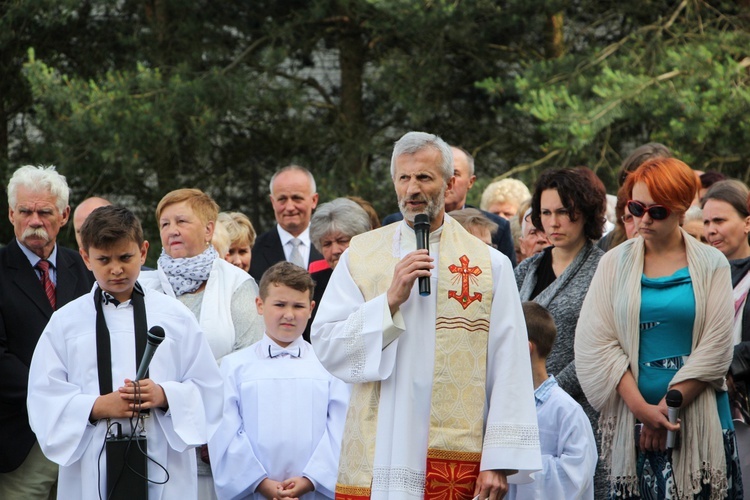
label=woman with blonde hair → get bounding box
[217,211,256,272]
[140,189,263,499]
[480,178,531,220]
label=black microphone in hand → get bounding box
[135,326,165,381]
[414,214,430,296]
[665,389,683,450]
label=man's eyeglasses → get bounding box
[627,200,671,221]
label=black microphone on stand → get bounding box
[414,214,431,296]
[666,389,683,450]
[135,326,165,381]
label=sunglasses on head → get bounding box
[627,200,671,220]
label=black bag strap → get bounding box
[95,283,148,395]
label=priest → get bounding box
[311,131,541,500]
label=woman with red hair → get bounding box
[576,158,742,499]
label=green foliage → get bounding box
[2,0,749,252]
[494,1,750,187]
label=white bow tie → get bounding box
[268,345,301,358]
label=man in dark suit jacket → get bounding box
[0,166,94,498]
[382,146,517,267]
[249,165,327,282]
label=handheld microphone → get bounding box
[414,214,430,296]
[665,389,683,449]
[135,326,165,381]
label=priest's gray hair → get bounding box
[390,131,453,182]
[310,198,372,252]
[8,165,70,212]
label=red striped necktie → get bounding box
[35,260,56,309]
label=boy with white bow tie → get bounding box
[209,262,350,499]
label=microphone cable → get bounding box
[97,381,170,500]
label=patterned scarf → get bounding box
[157,245,218,296]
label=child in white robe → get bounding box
[27,206,223,499]
[507,302,598,500]
[209,261,350,500]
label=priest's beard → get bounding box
[398,190,445,225]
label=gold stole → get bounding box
[336,217,492,500]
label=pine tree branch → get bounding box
[498,149,564,179]
[221,37,270,76]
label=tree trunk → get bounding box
[145,0,169,64]
[544,12,565,59]
[0,97,7,166]
[0,96,11,242]
[338,27,367,181]
[740,0,750,22]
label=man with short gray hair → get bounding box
[0,165,93,499]
[249,165,326,281]
[312,131,541,500]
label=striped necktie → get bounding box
[35,259,56,309]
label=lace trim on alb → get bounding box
[372,465,425,496]
[483,422,540,449]
[344,308,367,383]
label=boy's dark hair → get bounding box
[80,205,144,251]
[259,261,315,300]
[522,301,556,359]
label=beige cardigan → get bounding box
[575,230,734,499]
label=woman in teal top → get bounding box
[575,157,741,500]
[637,269,738,498]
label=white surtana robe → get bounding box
[27,285,223,500]
[209,335,351,499]
[507,381,597,500]
[311,219,541,499]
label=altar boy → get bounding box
[507,302,598,500]
[209,262,350,499]
[27,205,223,499]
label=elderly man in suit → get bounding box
[249,165,326,281]
[0,166,94,499]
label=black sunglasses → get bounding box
[627,200,671,221]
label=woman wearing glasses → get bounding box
[576,157,742,499]
[515,167,607,497]
[598,142,671,251]
[617,186,640,241]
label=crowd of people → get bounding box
[1,130,749,500]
